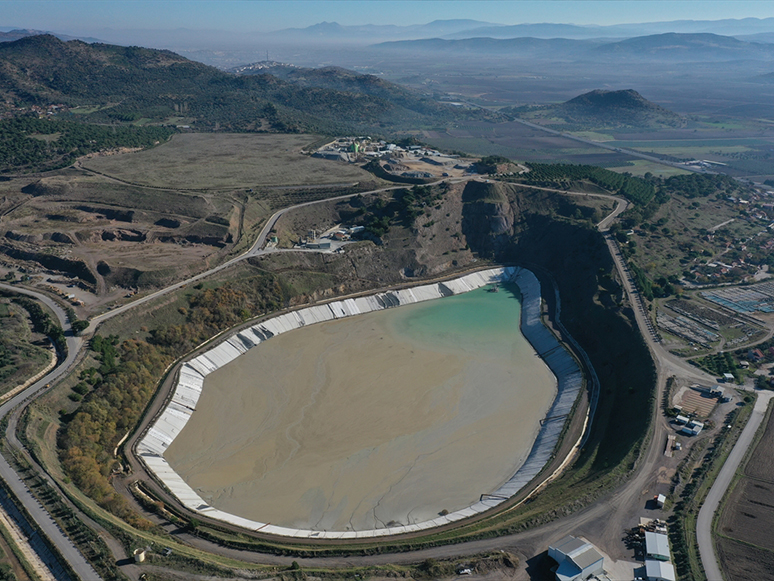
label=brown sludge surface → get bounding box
[165,293,556,531]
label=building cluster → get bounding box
[297,225,365,251]
[680,189,774,286]
[312,137,473,179]
[2,103,69,119]
[547,527,677,581]
[642,531,676,581]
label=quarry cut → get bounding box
[138,267,584,538]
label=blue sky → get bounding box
[2,1,774,33]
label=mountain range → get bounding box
[377,32,774,63]
[0,35,498,133]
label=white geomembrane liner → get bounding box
[137,267,584,538]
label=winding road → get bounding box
[0,174,765,581]
[0,284,98,580]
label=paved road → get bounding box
[509,117,708,175]
[0,284,100,580]
[697,390,774,581]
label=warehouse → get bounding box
[548,536,605,581]
[645,559,676,581]
[645,531,671,561]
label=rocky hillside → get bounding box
[509,89,683,129]
[0,35,499,133]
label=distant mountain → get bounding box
[509,89,683,129]
[737,32,774,44]
[375,36,599,58]
[560,89,683,125]
[0,28,101,44]
[265,19,501,44]
[593,32,774,61]
[751,72,774,84]
[230,64,457,117]
[442,23,631,40]
[0,35,499,133]
[376,32,774,63]
[442,18,774,41]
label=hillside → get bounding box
[593,32,774,61]
[0,35,498,135]
[508,89,683,130]
[557,89,683,127]
[375,32,774,63]
[230,64,459,117]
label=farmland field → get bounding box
[605,160,691,177]
[81,133,376,190]
[717,402,774,580]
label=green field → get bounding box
[607,160,691,177]
[81,133,376,190]
[569,131,616,141]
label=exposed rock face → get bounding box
[0,244,96,284]
[461,181,515,257]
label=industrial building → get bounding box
[680,420,704,436]
[645,559,676,581]
[645,532,671,561]
[548,536,605,581]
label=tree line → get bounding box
[59,275,289,525]
[0,117,174,173]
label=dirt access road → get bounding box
[0,283,99,581]
[3,177,721,579]
[698,390,774,581]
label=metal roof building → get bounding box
[645,532,671,561]
[548,536,605,581]
[645,559,676,581]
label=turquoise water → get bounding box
[389,283,526,358]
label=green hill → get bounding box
[509,89,683,129]
[0,35,498,134]
[232,64,457,118]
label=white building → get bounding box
[645,532,671,561]
[548,536,605,581]
[645,559,676,581]
[680,420,704,436]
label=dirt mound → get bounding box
[155,218,181,228]
[47,232,75,244]
[20,177,74,197]
[75,205,135,222]
[100,229,146,242]
[4,230,43,244]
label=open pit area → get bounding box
[165,283,556,532]
[0,134,382,315]
[138,268,584,538]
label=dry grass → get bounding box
[81,133,376,190]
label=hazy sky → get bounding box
[2,1,774,34]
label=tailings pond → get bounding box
[164,284,557,531]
